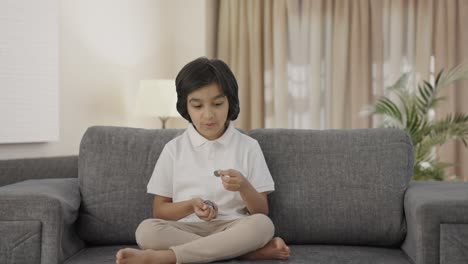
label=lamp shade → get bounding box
[136,79,179,117]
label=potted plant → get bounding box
[364,64,468,180]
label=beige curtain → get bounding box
[217,0,266,130]
[218,0,373,129]
[216,0,468,180]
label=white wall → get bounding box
[0,0,216,159]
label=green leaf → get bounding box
[365,63,468,181]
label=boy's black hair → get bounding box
[175,57,240,123]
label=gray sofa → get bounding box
[1,126,468,264]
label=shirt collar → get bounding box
[188,121,235,148]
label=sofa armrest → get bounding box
[0,178,85,264]
[401,181,468,264]
[0,156,78,187]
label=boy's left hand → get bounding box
[216,169,248,192]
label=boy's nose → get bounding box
[203,110,215,119]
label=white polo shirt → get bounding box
[147,122,275,222]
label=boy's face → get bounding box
[187,82,229,140]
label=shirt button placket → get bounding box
[205,142,216,202]
[208,142,215,160]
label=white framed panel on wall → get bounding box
[0,0,59,143]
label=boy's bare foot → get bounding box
[115,248,176,264]
[241,237,290,260]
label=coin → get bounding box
[203,200,215,209]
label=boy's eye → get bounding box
[192,105,202,108]
[214,102,223,106]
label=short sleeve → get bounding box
[147,144,173,197]
[248,141,275,194]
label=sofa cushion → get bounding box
[77,126,182,245]
[249,128,413,247]
[63,245,413,264]
[0,156,78,187]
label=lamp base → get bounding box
[159,116,169,129]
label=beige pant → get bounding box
[135,214,275,264]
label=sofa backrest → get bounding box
[77,126,182,245]
[77,126,413,247]
[0,156,78,187]
[249,128,413,246]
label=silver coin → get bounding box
[203,200,215,209]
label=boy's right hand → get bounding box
[191,198,217,221]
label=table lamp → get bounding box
[136,79,179,128]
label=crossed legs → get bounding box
[116,214,290,264]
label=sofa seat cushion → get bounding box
[64,245,413,264]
